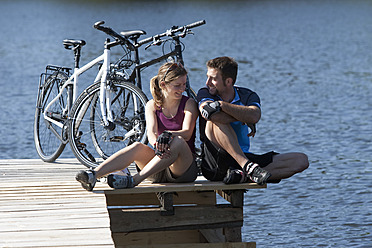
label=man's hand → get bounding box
[246,123,256,137]
[201,101,221,120]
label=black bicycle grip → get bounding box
[93,20,119,37]
[185,20,206,29]
[93,21,105,30]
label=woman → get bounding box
[76,62,199,191]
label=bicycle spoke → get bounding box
[34,70,69,162]
[68,81,148,168]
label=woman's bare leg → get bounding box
[133,136,193,185]
[94,142,154,178]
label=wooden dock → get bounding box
[0,158,265,248]
[0,158,114,248]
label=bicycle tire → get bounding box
[68,80,148,168]
[34,71,69,162]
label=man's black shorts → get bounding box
[201,138,279,181]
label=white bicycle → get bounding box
[34,20,205,168]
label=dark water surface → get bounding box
[1,0,371,247]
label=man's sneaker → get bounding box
[107,174,135,189]
[223,169,247,184]
[243,161,271,186]
[75,170,96,191]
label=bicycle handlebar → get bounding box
[185,20,207,29]
[93,21,135,50]
[93,20,205,51]
[137,20,206,47]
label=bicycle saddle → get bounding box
[63,39,86,50]
[120,30,146,41]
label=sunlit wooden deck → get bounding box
[0,158,264,247]
[0,158,114,248]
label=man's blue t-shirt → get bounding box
[196,86,261,153]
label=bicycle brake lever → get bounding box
[145,36,163,50]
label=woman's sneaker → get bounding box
[243,161,271,185]
[75,170,96,191]
[107,174,135,189]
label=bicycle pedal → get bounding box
[77,142,87,149]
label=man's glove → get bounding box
[201,101,221,120]
[246,123,256,137]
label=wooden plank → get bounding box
[0,228,113,247]
[112,230,202,246]
[112,230,256,247]
[124,242,256,248]
[108,205,243,233]
[99,180,266,195]
[105,191,216,206]
[224,227,243,242]
[217,190,245,207]
[0,158,114,248]
[0,158,263,247]
[199,228,226,243]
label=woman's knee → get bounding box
[170,136,188,149]
[129,141,148,152]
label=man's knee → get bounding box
[205,121,216,139]
[205,121,234,141]
[295,153,309,172]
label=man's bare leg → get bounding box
[205,121,271,185]
[264,152,309,180]
[205,121,249,168]
[205,120,308,181]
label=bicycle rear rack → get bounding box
[36,65,72,107]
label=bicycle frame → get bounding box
[43,40,117,131]
[128,37,194,99]
[35,20,205,166]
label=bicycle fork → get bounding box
[98,40,115,130]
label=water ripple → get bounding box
[1,0,372,247]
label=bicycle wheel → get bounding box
[68,80,148,168]
[34,71,69,162]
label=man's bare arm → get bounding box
[199,100,260,124]
[219,101,261,124]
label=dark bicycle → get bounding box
[63,20,205,168]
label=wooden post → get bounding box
[156,192,175,216]
[98,180,265,247]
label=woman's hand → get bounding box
[155,131,173,159]
[155,143,171,159]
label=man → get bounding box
[197,56,309,185]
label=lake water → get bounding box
[0,0,371,247]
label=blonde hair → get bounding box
[150,62,187,108]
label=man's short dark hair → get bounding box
[206,56,238,84]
